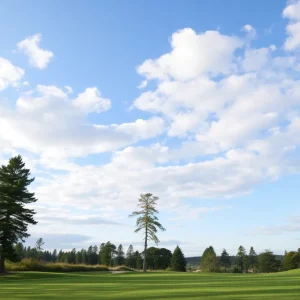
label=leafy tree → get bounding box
[101,242,116,267]
[135,251,143,270]
[129,193,165,272]
[236,245,247,272]
[248,246,258,272]
[115,244,125,266]
[282,249,300,271]
[170,246,186,272]
[0,155,37,274]
[220,249,231,271]
[201,246,219,272]
[258,250,279,273]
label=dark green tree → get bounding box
[236,245,247,273]
[200,246,219,272]
[258,250,279,273]
[248,246,258,272]
[220,249,231,271]
[125,245,135,268]
[0,155,37,273]
[129,193,165,272]
[170,246,186,272]
[115,244,125,266]
[100,242,116,267]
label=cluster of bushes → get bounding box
[282,249,300,271]
[5,258,110,272]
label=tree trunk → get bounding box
[0,256,5,274]
[143,225,148,272]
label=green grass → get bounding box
[1,269,300,299]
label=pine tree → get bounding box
[248,246,258,272]
[0,155,37,273]
[115,244,125,266]
[236,245,247,272]
[170,246,186,272]
[220,249,231,271]
[129,193,165,272]
[125,245,134,268]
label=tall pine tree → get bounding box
[0,155,37,273]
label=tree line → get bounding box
[199,245,283,273]
[13,238,187,271]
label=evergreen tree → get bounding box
[115,244,125,266]
[236,245,247,273]
[248,246,258,272]
[170,246,186,272]
[220,249,231,271]
[125,245,135,268]
[35,238,45,261]
[136,251,143,270]
[101,242,116,266]
[0,155,37,273]
[129,193,165,272]
[200,246,219,272]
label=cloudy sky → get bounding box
[1,0,300,256]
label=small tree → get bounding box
[201,246,219,272]
[220,249,231,272]
[115,244,125,266]
[35,238,45,261]
[0,155,37,274]
[125,245,135,268]
[170,246,186,272]
[129,193,165,272]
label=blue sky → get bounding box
[1,0,300,257]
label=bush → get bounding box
[5,258,109,272]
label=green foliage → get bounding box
[115,244,125,266]
[200,246,219,272]
[248,246,258,272]
[129,193,165,272]
[236,245,247,272]
[0,155,37,273]
[170,246,186,272]
[282,249,300,271]
[220,249,231,271]
[258,250,280,273]
[100,242,117,267]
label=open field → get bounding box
[1,270,300,300]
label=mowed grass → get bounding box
[1,269,300,300]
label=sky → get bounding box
[0,0,300,257]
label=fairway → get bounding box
[1,270,300,300]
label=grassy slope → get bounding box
[1,270,300,300]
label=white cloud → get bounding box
[72,87,111,113]
[17,34,54,69]
[0,57,24,91]
[283,0,300,50]
[137,28,243,81]
[242,24,257,39]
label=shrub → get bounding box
[5,259,109,272]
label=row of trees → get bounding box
[13,239,187,271]
[200,245,282,273]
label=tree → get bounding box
[129,193,165,272]
[236,246,247,273]
[125,245,135,268]
[220,249,231,271]
[200,246,219,272]
[0,155,37,274]
[35,238,45,261]
[100,242,116,267]
[258,250,278,273]
[170,246,186,272]
[248,246,258,272]
[115,244,125,266]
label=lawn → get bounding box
[1,270,300,300]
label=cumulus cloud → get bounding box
[17,34,54,69]
[283,0,300,50]
[0,57,24,91]
[242,24,257,39]
[72,87,111,113]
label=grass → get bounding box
[1,269,300,299]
